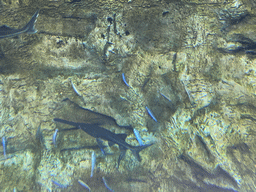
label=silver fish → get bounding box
[51,179,67,188]
[2,137,6,158]
[122,73,130,87]
[90,151,96,177]
[160,92,172,103]
[133,129,144,146]
[145,106,158,122]
[102,177,114,192]
[70,79,82,97]
[78,179,91,191]
[52,129,58,147]
[0,10,39,39]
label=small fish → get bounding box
[70,79,82,97]
[0,10,39,39]
[78,179,91,191]
[145,106,158,122]
[109,50,116,54]
[52,129,58,147]
[160,92,172,103]
[2,137,6,158]
[122,73,130,87]
[102,177,114,192]
[90,151,96,177]
[36,124,44,145]
[51,180,67,188]
[35,125,41,140]
[133,129,144,146]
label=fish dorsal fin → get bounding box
[117,133,127,141]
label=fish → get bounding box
[70,79,82,97]
[109,50,116,54]
[102,177,114,192]
[122,73,130,87]
[2,137,6,158]
[58,98,134,131]
[52,129,58,147]
[0,10,39,39]
[36,124,44,146]
[160,92,172,103]
[54,118,153,164]
[51,179,67,188]
[133,129,144,146]
[78,179,91,191]
[90,151,96,177]
[145,106,158,122]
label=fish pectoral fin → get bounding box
[108,141,115,147]
[119,145,126,151]
[96,138,107,155]
[117,133,127,141]
[117,149,127,169]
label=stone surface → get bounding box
[0,0,256,191]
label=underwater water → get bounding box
[0,0,256,191]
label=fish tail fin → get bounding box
[131,143,154,162]
[22,10,39,34]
